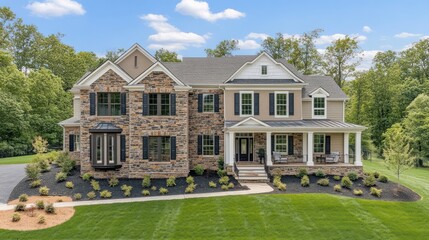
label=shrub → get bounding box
[378,175,388,183]
[91,180,100,191]
[296,168,308,178]
[277,182,287,191]
[186,176,194,185]
[317,178,329,186]
[301,175,310,187]
[333,175,341,181]
[347,171,358,181]
[55,172,67,182]
[65,181,74,189]
[334,184,342,192]
[142,190,150,196]
[82,173,93,181]
[100,190,112,198]
[108,177,119,187]
[273,176,282,187]
[341,176,353,189]
[219,176,229,185]
[39,186,50,196]
[353,189,363,196]
[209,181,217,188]
[36,200,44,209]
[228,182,235,189]
[217,169,227,177]
[56,151,70,167]
[314,169,325,178]
[370,187,382,198]
[166,177,176,187]
[18,194,28,202]
[38,215,46,224]
[30,179,42,188]
[142,175,151,188]
[194,164,205,175]
[87,191,96,200]
[44,203,55,214]
[61,158,76,175]
[151,186,157,191]
[221,185,229,191]
[217,157,224,170]
[363,174,377,187]
[32,155,51,172]
[74,193,82,200]
[121,185,133,197]
[272,168,282,177]
[159,187,168,195]
[25,163,41,180]
[12,213,21,222]
[185,183,196,193]
[45,151,60,164]
[15,203,26,212]
[32,136,48,154]
[373,171,380,178]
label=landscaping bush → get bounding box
[221,185,229,191]
[314,169,325,178]
[194,164,205,175]
[341,176,353,189]
[277,182,287,191]
[32,154,51,172]
[301,175,310,187]
[353,189,363,196]
[150,186,157,191]
[159,187,168,195]
[228,182,235,189]
[166,177,176,187]
[217,169,227,177]
[317,178,329,186]
[15,203,26,212]
[25,163,41,180]
[378,175,388,183]
[108,177,119,187]
[36,200,44,209]
[186,176,194,185]
[44,203,55,214]
[121,185,133,197]
[45,151,60,164]
[19,194,28,202]
[142,175,151,188]
[209,181,217,188]
[373,171,380,179]
[65,181,74,189]
[73,193,82,200]
[82,173,93,181]
[100,190,112,198]
[333,175,341,181]
[87,191,96,200]
[56,151,70,167]
[91,180,100,191]
[185,183,196,193]
[219,176,229,185]
[334,184,342,192]
[273,176,282,188]
[142,190,150,196]
[272,168,282,177]
[347,171,358,181]
[12,213,21,222]
[30,179,42,188]
[363,174,377,187]
[296,168,308,178]
[38,215,46,224]
[55,172,67,182]
[39,186,49,196]
[370,187,382,198]
[61,158,76,175]
[217,157,224,170]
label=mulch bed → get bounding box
[269,175,421,202]
[9,166,246,201]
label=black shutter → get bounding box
[214,94,219,112]
[197,135,203,155]
[142,136,149,159]
[69,134,75,152]
[254,93,259,115]
[89,135,92,162]
[269,93,275,115]
[289,93,294,116]
[89,92,96,115]
[142,93,149,116]
[170,93,176,115]
[325,135,331,154]
[120,92,126,115]
[198,94,203,112]
[214,135,220,155]
[288,135,294,155]
[234,93,239,115]
[120,135,126,162]
[271,135,275,154]
[170,136,176,160]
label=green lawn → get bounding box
[0,155,34,165]
[1,159,428,240]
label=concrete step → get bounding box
[238,170,266,174]
[237,166,265,170]
[237,176,270,183]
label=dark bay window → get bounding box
[97,93,121,116]
[149,137,171,161]
[149,94,170,116]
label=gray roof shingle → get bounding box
[225,119,365,130]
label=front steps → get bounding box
[236,165,269,183]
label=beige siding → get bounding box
[302,101,311,119]
[302,100,344,121]
[118,49,153,78]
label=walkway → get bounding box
[0,164,26,204]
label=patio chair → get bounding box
[273,152,288,164]
[325,152,340,163]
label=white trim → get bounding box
[225,52,305,83]
[302,98,349,101]
[239,91,254,117]
[226,127,366,133]
[76,61,133,86]
[130,62,185,86]
[174,85,192,91]
[230,117,270,128]
[312,94,327,119]
[123,85,145,91]
[202,134,215,156]
[309,87,330,97]
[114,43,156,64]
[274,91,289,118]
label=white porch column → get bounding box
[302,133,308,163]
[307,132,314,166]
[224,132,229,165]
[266,132,273,166]
[228,132,235,166]
[344,133,349,164]
[355,132,362,166]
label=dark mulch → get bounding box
[9,166,246,201]
[269,175,421,202]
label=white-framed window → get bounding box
[314,134,325,153]
[74,134,81,151]
[312,94,327,119]
[275,134,288,154]
[202,135,214,155]
[240,91,253,116]
[261,65,268,75]
[275,91,289,117]
[203,94,214,112]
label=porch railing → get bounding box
[271,154,356,165]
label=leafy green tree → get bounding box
[104,48,125,62]
[373,50,397,70]
[261,33,301,61]
[205,40,239,57]
[299,29,323,74]
[155,48,181,62]
[399,39,429,83]
[0,7,16,49]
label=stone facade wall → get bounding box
[188,89,224,170]
[268,165,363,176]
[253,133,303,162]
[63,127,80,164]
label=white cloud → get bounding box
[175,0,245,22]
[394,32,422,38]
[246,32,269,40]
[363,26,372,33]
[420,35,429,40]
[356,50,381,71]
[315,33,367,45]
[26,0,85,17]
[140,14,208,51]
[236,39,260,50]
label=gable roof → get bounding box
[230,117,270,128]
[309,87,330,97]
[75,61,133,87]
[130,62,185,86]
[302,75,347,99]
[114,43,156,64]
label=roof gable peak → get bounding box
[114,43,156,64]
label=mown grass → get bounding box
[0,159,428,240]
[0,155,34,165]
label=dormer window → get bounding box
[261,65,267,75]
[310,88,329,119]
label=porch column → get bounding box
[307,132,314,166]
[266,132,273,166]
[224,132,229,165]
[228,132,235,166]
[302,133,308,163]
[355,132,362,166]
[344,133,349,164]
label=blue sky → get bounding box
[2,0,429,70]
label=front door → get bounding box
[238,138,253,161]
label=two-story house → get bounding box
[59,44,365,180]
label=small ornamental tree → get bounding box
[32,136,48,154]
[383,123,416,190]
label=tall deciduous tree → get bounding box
[261,33,300,62]
[299,29,323,74]
[205,40,239,57]
[104,48,125,62]
[399,39,429,83]
[155,48,181,62]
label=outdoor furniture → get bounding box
[325,152,340,163]
[273,152,288,164]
